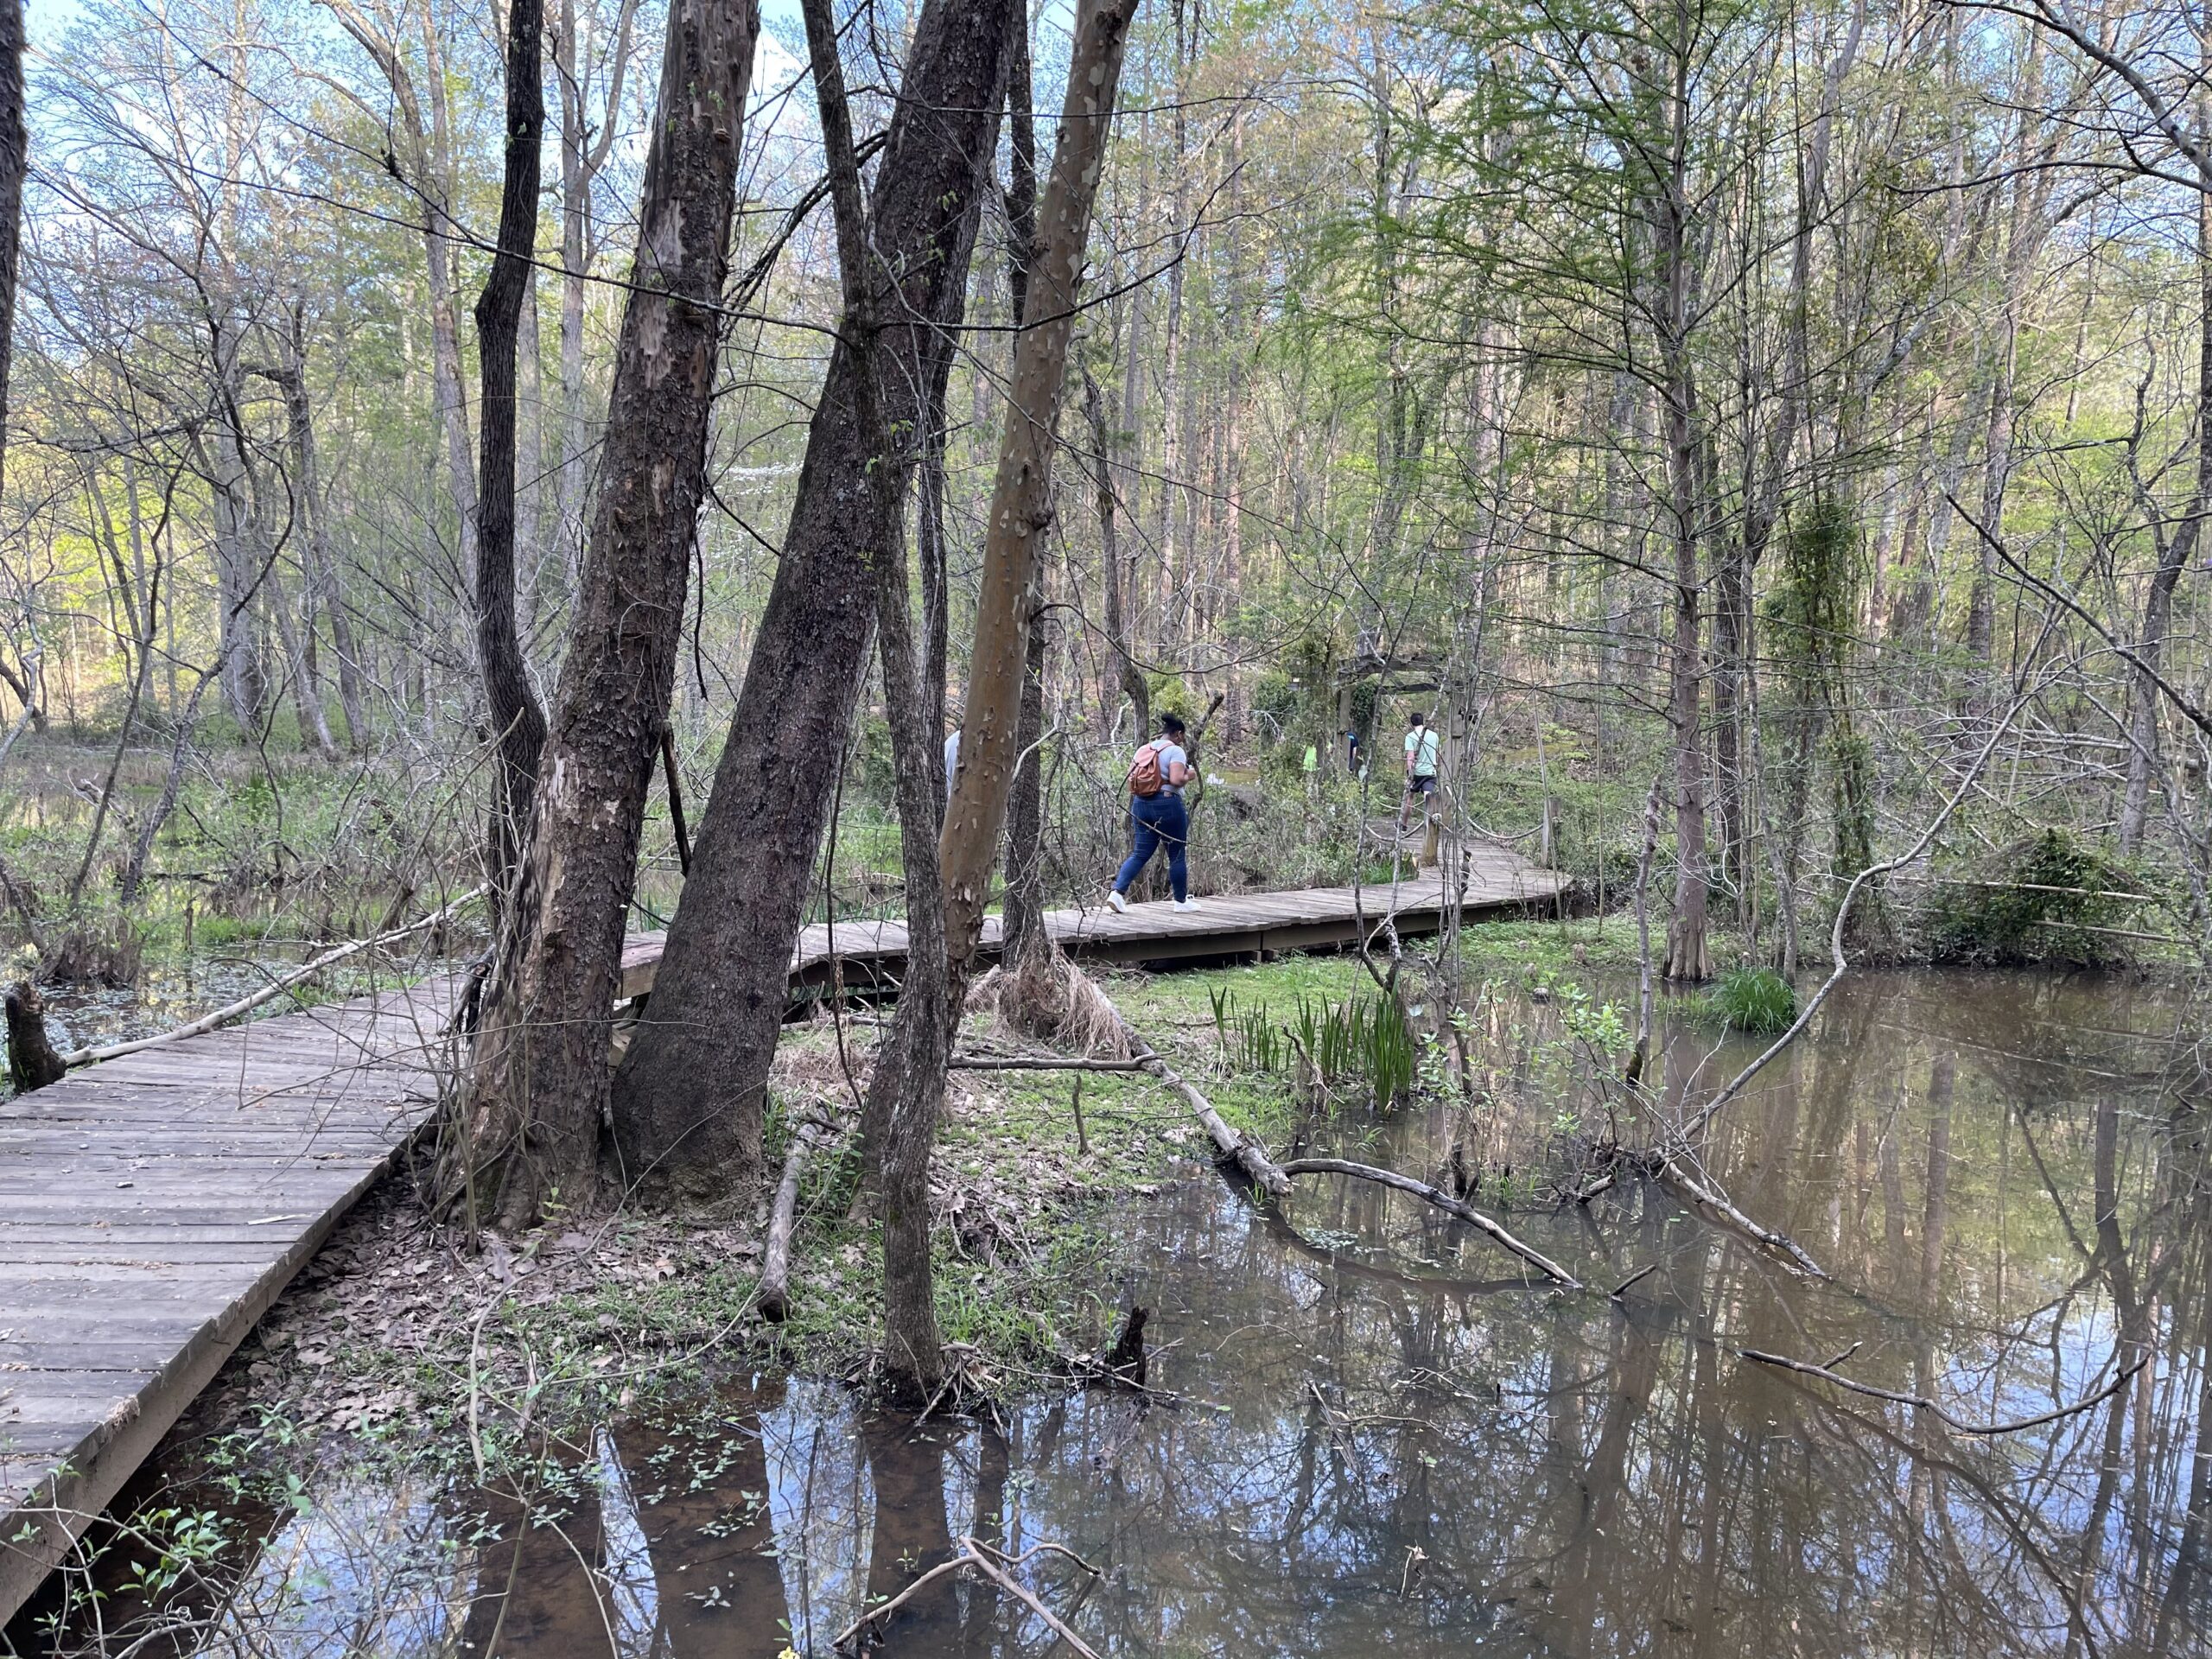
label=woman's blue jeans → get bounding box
[1114,792,1188,902]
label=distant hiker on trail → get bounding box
[1108,714,1198,913]
[1399,712,1441,832]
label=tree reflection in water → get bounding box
[31,969,2211,1658]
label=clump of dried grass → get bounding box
[969,944,1130,1061]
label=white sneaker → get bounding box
[1106,890,1128,913]
[1173,898,1200,912]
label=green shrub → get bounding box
[1927,829,2148,966]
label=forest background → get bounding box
[4,0,2210,1104]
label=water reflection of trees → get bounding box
[45,971,2210,1658]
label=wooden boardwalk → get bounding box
[0,982,457,1619]
[620,848,1570,998]
[1,850,1565,1620]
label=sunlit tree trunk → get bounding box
[942,0,1143,987]
[0,0,22,499]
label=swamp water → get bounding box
[14,969,2211,1657]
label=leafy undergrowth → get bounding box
[1923,829,2161,967]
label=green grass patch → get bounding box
[1702,964,1798,1033]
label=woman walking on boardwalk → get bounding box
[1107,714,1199,912]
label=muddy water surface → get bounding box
[16,969,2212,1657]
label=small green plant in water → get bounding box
[1707,966,1797,1034]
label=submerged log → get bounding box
[1277,1156,1582,1287]
[1656,1153,1827,1279]
[4,978,65,1093]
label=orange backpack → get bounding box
[1127,740,1166,798]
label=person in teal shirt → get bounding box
[1398,712,1441,831]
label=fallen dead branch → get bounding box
[836,1534,1103,1655]
[757,1112,845,1322]
[1276,1156,1581,1287]
[1740,1347,2147,1435]
[1656,1153,1827,1279]
[1103,985,1580,1286]
[1109,1009,1289,1197]
[947,1052,1152,1072]
[60,887,487,1070]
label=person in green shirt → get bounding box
[1398,712,1441,832]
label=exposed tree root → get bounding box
[969,946,1132,1060]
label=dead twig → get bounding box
[60,887,487,1069]
[757,1112,844,1322]
[1740,1348,2146,1435]
[836,1534,1102,1654]
[948,1052,1153,1072]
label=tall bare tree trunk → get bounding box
[554,0,642,586]
[2121,186,2212,852]
[942,0,1142,985]
[610,0,1017,1198]
[324,1,481,604]
[1655,45,1711,984]
[200,340,268,734]
[460,0,761,1230]
[997,10,1048,965]
[475,0,553,910]
[417,12,480,602]
[862,0,1139,1399]
[264,321,368,749]
[0,0,22,499]
[1084,369,1147,738]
